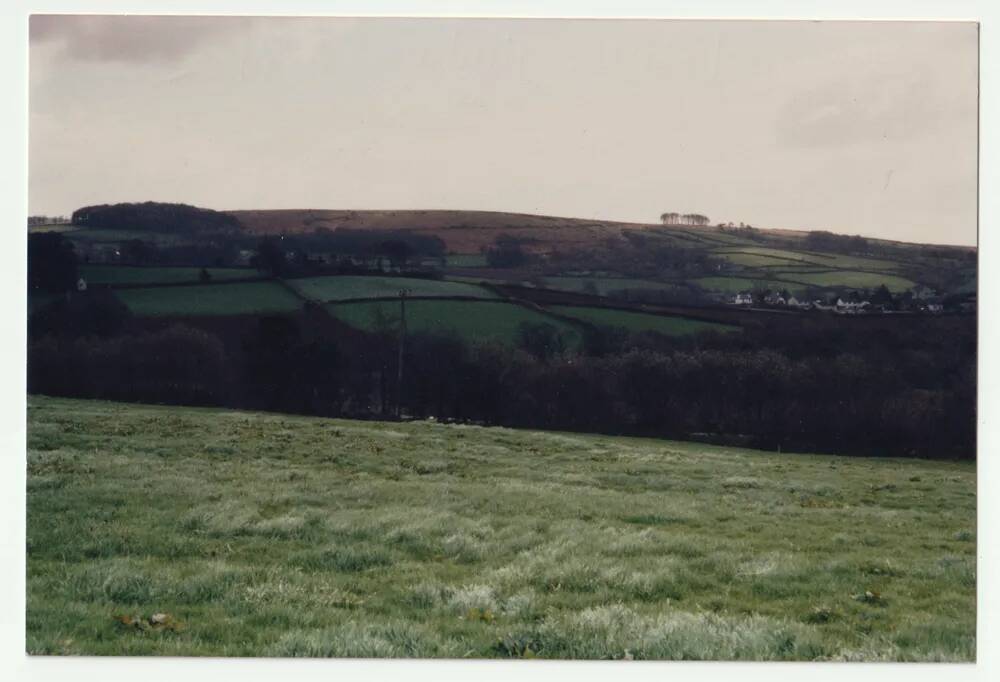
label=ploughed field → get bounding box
[26,396,975,659]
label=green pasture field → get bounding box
[757,265,833,274]
[28,224,79,234]
[780,271,917,292]
[714,247,902,272]
[26,396,975,659]
[551,305,739,337]
[715,252,806,268]
[80,265,256,286]
[543,277,687,297]
[326,300,580,346]
[286,276,499,302]
[66,229,188,245]
[691,277,807,295]
[446,275,533,287]
[114,282,302,316]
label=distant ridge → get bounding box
[226,208,976,254]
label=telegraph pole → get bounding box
[396,288,408,418]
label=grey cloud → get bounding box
[30,15,253,63]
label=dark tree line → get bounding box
[483,235,531,268]
[805,231,870,254]
[27,287,976,460]
[72,202,242,235]
[28,233,78,293]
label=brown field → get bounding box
[226,209,976,259]
[227,209,662,254]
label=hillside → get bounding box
[225,208,975,257]
[26,396,975,659]
[227,208,658,254]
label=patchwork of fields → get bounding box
[326,300,583,346]
[81,265,256,286]
[548,306,739,337]
[26,397,976,659]
[543,276,690,298]
[114,282,302,316]
[287,275,498,302]
[776,271,917,293]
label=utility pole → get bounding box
[396,288,409,418]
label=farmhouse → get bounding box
[732,292,753,306]
[835,298,871,314]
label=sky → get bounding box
[29,16,979,246]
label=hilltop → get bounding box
[225,208,975,257]
[226,208,656,255]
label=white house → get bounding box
[836,298,871,314]
[732,292,753,306]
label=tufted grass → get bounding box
[26,396,975,659]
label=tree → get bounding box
[28,233,78,293]
[380,240,414,270]
[871,284,893,306]
[71,201,242,235]
[120,239,159,265]
[484,235,529,268]
[254,237,286,276]
[516,322,567,361]
[199,268,212,283]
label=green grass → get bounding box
[286,276,499,302]
[691,277,807,295]
[26,396,976,659]
[780,271,917,293]
[28,223,79,234]
[326,300,580,346]
[543,277,687,297]
[80,265,256,286]
[114,282,302,316]
[714,247,902,273]
[550,305,739,336]
[715,252,807,268]
[66,229,187,244]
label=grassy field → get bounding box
[65,229,189,245]
[551,306,739,337]
[713,252,807,268]
[714,247,902,272]
[326,300,581,346]
[779,271,917,293]
[691,277,807,295]
[26,396,975,660]
[543,276,688,297]
[286,276,499,302]
[28,223,79,234]
[80,265,256,286]
[114,282,302,316]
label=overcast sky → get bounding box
[29,16,978,245]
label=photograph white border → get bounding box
[1,2,994,681]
